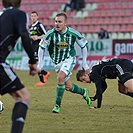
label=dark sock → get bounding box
[71,84,85,95]
[38,70,48,83]
[126,92,133,98]
[38,73,44,83]
[41,70,47,75]
[11,101,29,133]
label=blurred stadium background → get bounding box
[11,0,133,39]
[1,0,132,39]
[0,0,133,70]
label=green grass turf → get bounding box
[0,70,133,133]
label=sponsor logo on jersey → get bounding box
[56,42,69,49]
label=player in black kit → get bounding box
[29,11,50,86]
[76,58,133,108]
[29,11,46,61]
[0,0,39,133]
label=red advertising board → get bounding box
[113,39,133,56]
[75,55,133,70]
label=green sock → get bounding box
[71,84,85,95]
[55,84,65,106]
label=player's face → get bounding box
[30,13,38,24]
[79,74,91,83]
[55,16,67,32]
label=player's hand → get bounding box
[82,67,90,74]
[85,69,90,74]
[31,35,38,41]
[29,64,40,76]
[82,63,89,72]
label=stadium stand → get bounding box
[0,0,133,39]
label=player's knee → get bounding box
[125,87,133,93]
[21,93,31,104]
[25,93,31,103]
[124,79,133,93]
[65,87,70,91]
[118,88,125,94]
[57,75,65,84]
[20,89,31,103]
[65,84,72,91]
[118,84,127,94]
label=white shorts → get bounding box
[54,56,76,82]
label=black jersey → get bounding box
[0,7,36,64]
[89,58,133,108]
[29,21,46,46]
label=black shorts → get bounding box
[0,63,24,95]
[116,59,133,84]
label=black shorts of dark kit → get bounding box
[0,63,24,95]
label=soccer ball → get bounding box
[0,101,4,113]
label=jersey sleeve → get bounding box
[14,11,36,64]
[39,23,47,34]
[69,27,88,48]
[39,29,52,49]
[39,39,47,49]
[37,46,45,69]
[76,37,88,48]
[92,67,103,108]
[76,35,89,70]
[37,31,51,69]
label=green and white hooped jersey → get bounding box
[39,26,88,64]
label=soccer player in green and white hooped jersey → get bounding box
[38,12,91,113]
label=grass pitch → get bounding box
[0,70,133,133]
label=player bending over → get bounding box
[76,58,133,108]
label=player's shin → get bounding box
[55,84,65,106]
[70,84,85,95]
[38,72,44,83]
